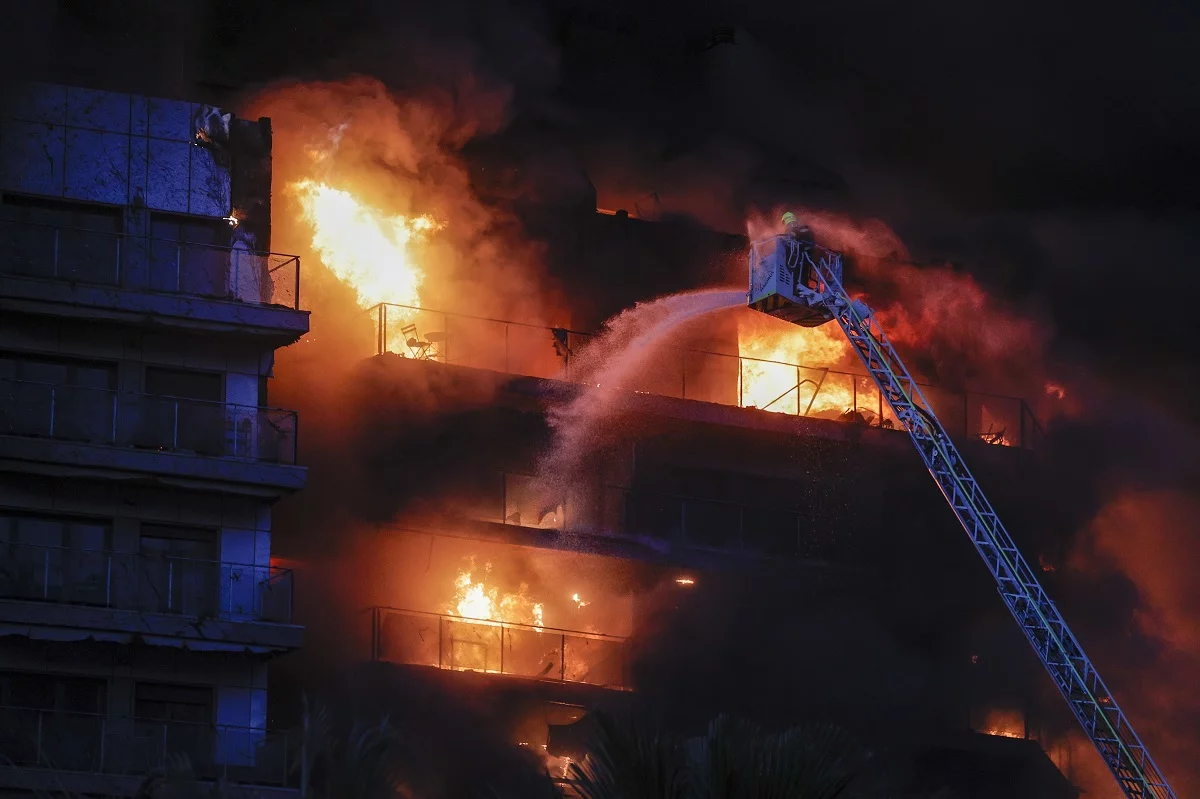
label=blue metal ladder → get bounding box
[783,244,1175,799]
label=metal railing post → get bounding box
[500,625,505,675]
[105,554,112,607]
[100,716,107,771]
[738,358,744,407]
[167,559,175,613]
[48,386,56,437]
[172,402,179,450]
[561,634,567,681]
[232,248,240,301]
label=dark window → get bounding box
[0,194,122,283]
[132,525,219,616]
[138,367,226,457]
[0,354,116,443]
[144,367,223,402]
[0,671,107,713]
[134,682,213,724]
[148,212,229,297]
[0,513,111,605]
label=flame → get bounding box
[572,592,588,609]
[449,563,544,628]
[292,179,441,318]
[980,708,1025,739]
[737,320,889,422]
[675,577,696,586]
[1045,383,1066,400]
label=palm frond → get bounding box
[567,711,688,799]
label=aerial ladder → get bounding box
[746,233,1177,799]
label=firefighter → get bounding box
[781,211,814,245]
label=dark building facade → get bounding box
[0,82,308,797]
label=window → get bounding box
[144,367,223,402]
[0,352,116,389]
[148,212,230,297]
[0,513,111,605]
[134,682,213,724]
[0,671,107,713]
[134,525,218,616]
[0,194,122,283]
[137,367,225,456]
[0,353,116,443]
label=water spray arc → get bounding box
[748,233,1176,799]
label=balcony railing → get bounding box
[0,378,299,465]
[481,471,845,560]
[371,607,630,690]
[0,219,301,310]
[371,302,1045,450]
[0,542,293,624]
[0,706,293,786]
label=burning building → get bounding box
[250,80,1082,795]
[0,82,307,797]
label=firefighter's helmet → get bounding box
[781,211,797,226]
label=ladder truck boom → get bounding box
[747,234,1176,799]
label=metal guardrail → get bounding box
[493,472,843,560]
[371,302,1045,450]
[0,378,299,465]
[0,541,293,623]
[371,606,630,689]
[0,219,301,310]
[0,706,293,786]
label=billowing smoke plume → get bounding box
[745,208,1054,403]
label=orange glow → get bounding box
[1046,383,1066,400]
[675,577,696,586]
[292,180,442,345]
[736,318,890,422]
[449,563,544,628]
[981,708,1025,739]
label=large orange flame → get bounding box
[449,562,545,628]
[292,179,441,313]
[737,319,890,421]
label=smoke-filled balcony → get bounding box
[0,706,293,790]
[0,219,306,338]
[0,378,303,491]
[371,303,1044,450]
[457,472,856,562]
[371,607,629,690]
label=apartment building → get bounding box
[273,226,1075,795]
[0,82,307,797]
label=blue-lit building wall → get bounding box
[0,81,307,797]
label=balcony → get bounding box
[0,220,307,340]
[373,302,1044,450]
[0,379,304,494]
[371,607,629,690]
[0,706,294,792]
[463,472,848,564]
[0,542,300,651]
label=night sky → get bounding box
[7,0,1199,415]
